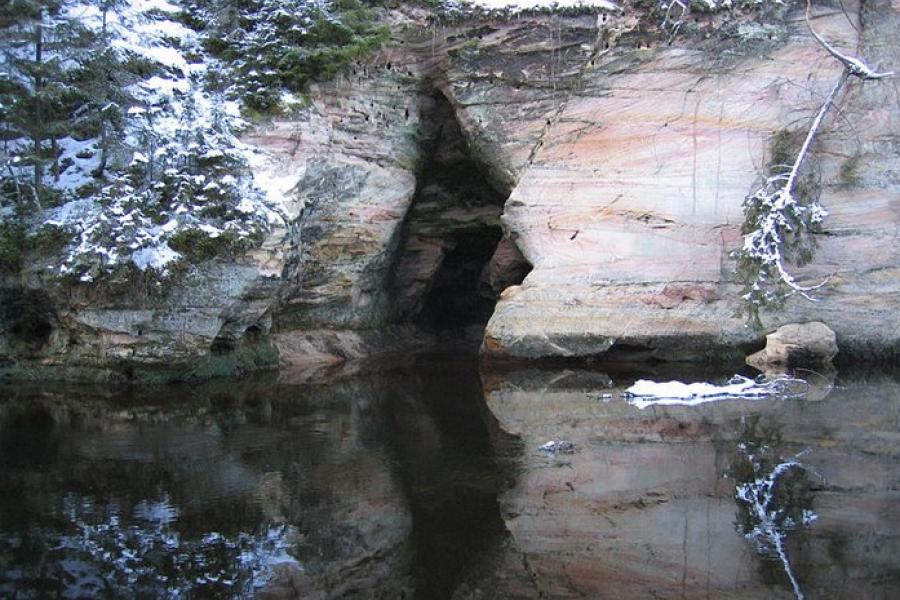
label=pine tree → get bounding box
[0,0,94,210]
[74,0,130,179]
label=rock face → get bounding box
[474,1,900,362]
[0,264,282,383]
[3,2,899,380]
[746,321,839,370]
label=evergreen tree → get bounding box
[74,0,130,179]
[0,0,94,210]
[188,0,388,112]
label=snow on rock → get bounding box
[198,224,222,238]
[132,244,181,272]
[625,375,804,409]
[458,0,773,13]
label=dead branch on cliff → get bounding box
[734,0,892,324]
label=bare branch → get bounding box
[784,70,848,199]
[806,0,893,80]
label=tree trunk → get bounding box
[32,14,44,204]
[98,122,108,178]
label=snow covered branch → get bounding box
[735,1,892,324]
[805,0,893,81]
[736,71,845,311]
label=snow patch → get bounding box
[132,243,180,271]
[538,440,576,454]
[626,375,805,409]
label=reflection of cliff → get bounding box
[380,358,518,599]
[0,359,527,599]
[481,368,900,599]
[0,376,415,599]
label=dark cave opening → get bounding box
[210,323,267,356]
[391,91,531,333]
[0,287,55,356]
[416,228,504,330]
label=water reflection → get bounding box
[2,364,900,598]
[32,492,297,598]
[481,366,900,599]
[0,361,516,599]
[733,427,817,600]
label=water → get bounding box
[1,358,899,599]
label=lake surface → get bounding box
[1,357,899,599]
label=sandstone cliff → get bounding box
[1,0,897,381]
[471,0,900,362]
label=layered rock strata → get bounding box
[2,1,898,380]
[472,1,900,362]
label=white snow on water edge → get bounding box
[625,375,806,409]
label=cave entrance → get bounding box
[390,91,531,333]
[0,287,55,357]
[416,228,502,330]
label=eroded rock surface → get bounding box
[473,2,900,362]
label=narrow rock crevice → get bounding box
[389,90,531,334]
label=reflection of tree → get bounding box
[0,492,299,599]
[733,424,816,600]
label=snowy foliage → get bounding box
[186,0,388,113]
[1,0,287,281]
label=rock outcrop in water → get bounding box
[1,1,898,381]
[746,321,839,371]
